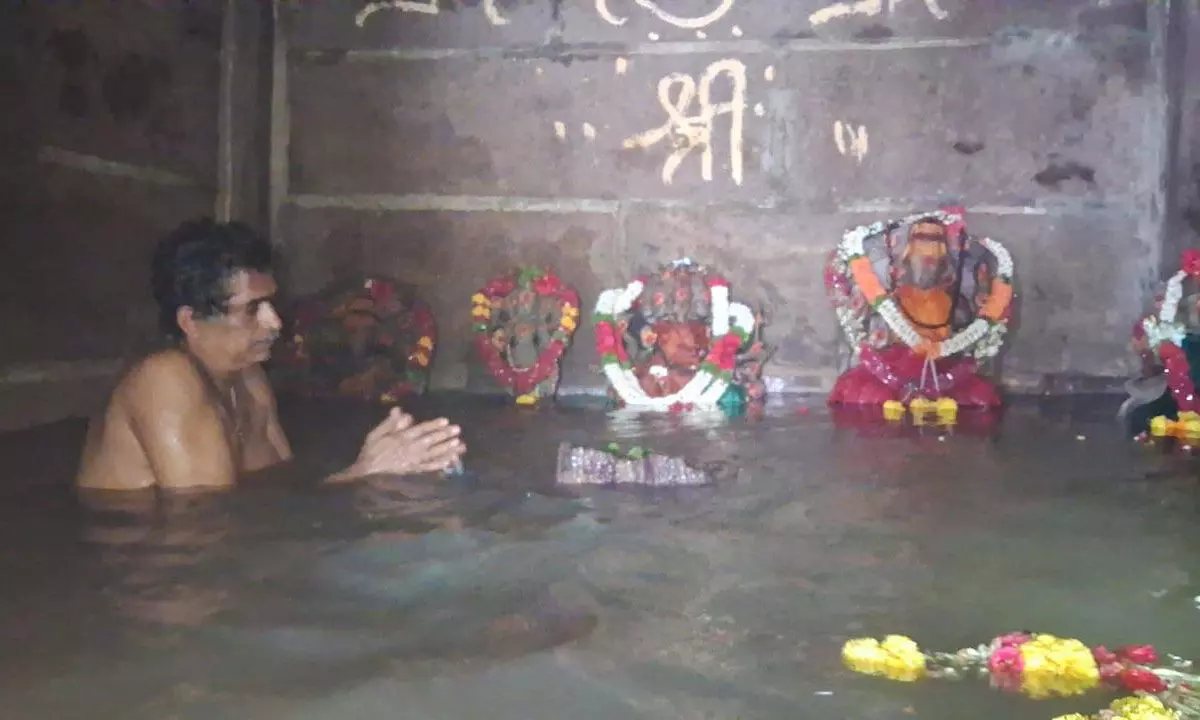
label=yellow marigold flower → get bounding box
[472,307,491,320]
[1018,634,1100,700]
[412,353,429,367]
[471,294,491,306]
[562,304,579,318]
[1182,419,1200,439]
[1150,415,1170,436]
[560,315,577,331]
[515,393,538,405]
[843,638,888,675]
[842,636,926,682]
[1108,695,1179,720]
[418,336,434,350]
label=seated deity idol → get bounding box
[594,259,771,412]
[1120,250,1200,438]
[824,207,1015,410]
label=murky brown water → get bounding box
[0,393,1198,720]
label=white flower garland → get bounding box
[1143,270,1188,349]
[833,211,1015,361]
[595,280,755,411]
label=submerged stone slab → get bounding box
[556,442,713,487]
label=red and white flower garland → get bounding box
[471,269,580,398]
[593,268,755,411]
[1140,249,1200,412]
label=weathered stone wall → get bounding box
[1171,0,1200,257]
[0,1,269,428]
[276,0,1183,395]
[0,2,220,367]
[0,0,1195,425]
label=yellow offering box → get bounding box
[934,397,958,424]
[908,397,933,415]
[882,400,905,421]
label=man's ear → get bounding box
[176,306,198,338]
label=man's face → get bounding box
[183,270,282,370]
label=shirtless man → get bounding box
[76,219,465,492]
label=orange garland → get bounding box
[980,279,1013,322]
[849,257,886,303]
[849,257,1013,326]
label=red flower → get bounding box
[705,275,730,289]
[987,645,1024,694]
[1092,646,1119,666]
[1099,662,1124,686]
[532,274,564,296]
[595,323,620,355]
[1159,340,1186,363]
[995,633,1032,648]
[485,278,517,297]
[1117,645,1159,665]
[708,335,739,370]
[1182,249,1200,277]
[366,278,396,305]
[1119,667,1167,694]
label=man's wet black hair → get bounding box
[151,218,274,339]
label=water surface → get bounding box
[0,394,1197,720]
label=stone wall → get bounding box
[0,0,1196,429]
[1172,0,1200,258]
[276,0,1188,395]
[0,1,267,429]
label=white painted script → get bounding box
[833,121,870,164]
[596,0,737,29]
[356,0,511,27]
[809,0,948,27]
[623,59,747,186]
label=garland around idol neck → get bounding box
[833,209,1014,360]
[593,266,756,411]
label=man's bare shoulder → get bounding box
[114,349,209,409]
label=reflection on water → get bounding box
[79,490,235,627]
[0,396,1199,720]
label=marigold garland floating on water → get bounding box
[841,635,927,682]
[841,632,1200,720]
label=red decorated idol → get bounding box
[824,207,1015,415]
[471,268,580,405]
[272,275,437,403]
[593,258,772,412]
